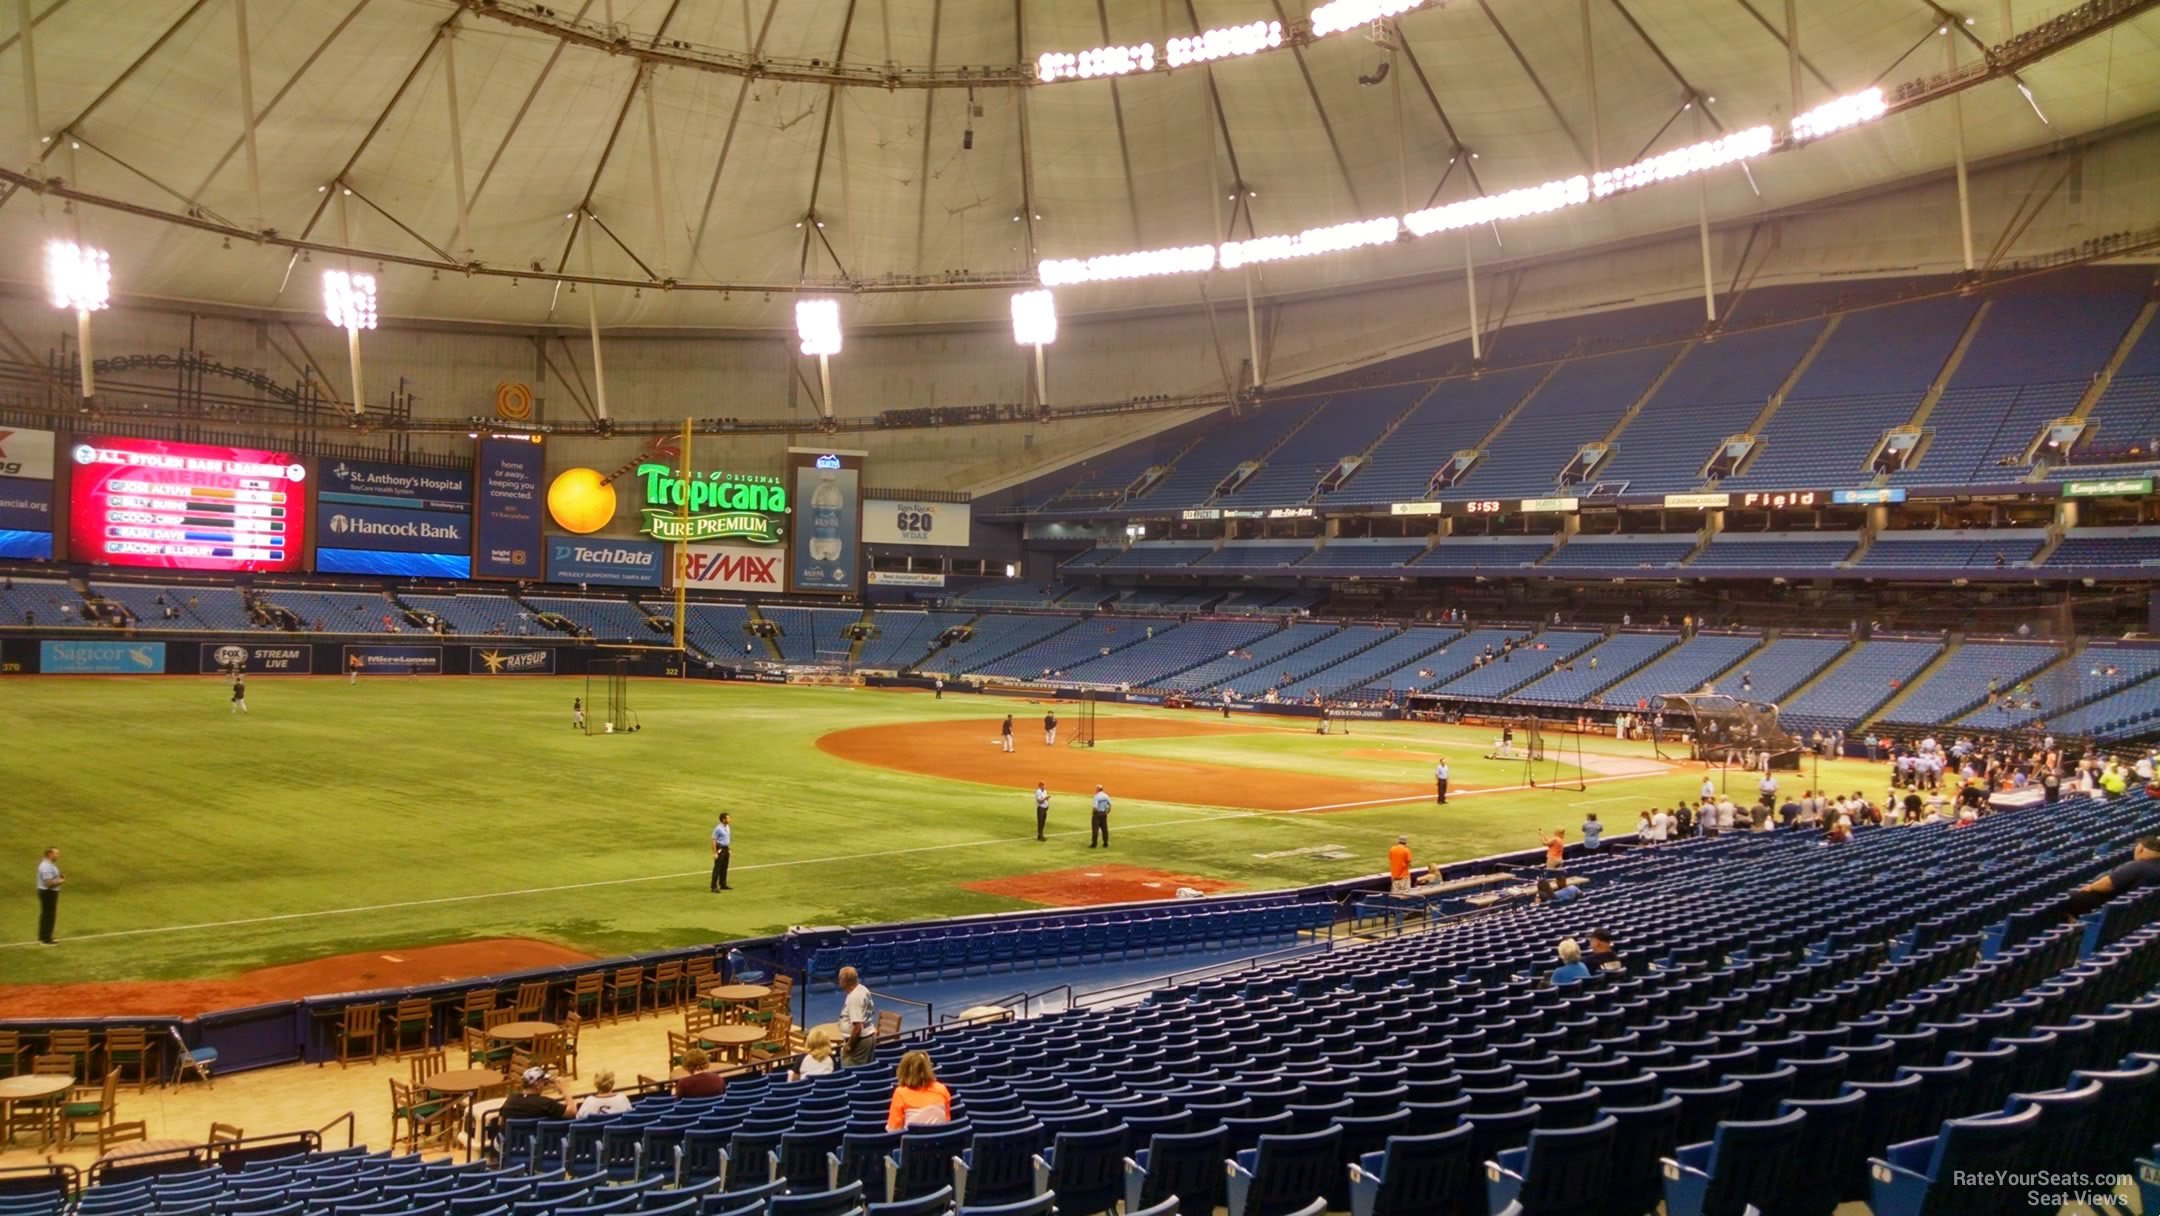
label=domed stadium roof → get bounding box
[0,0,2153,332]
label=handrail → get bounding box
[0,1162,76,1202]
[316,1111,356,1150]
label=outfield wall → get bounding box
[0,635,692,679]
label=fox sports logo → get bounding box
[214,645,249,668]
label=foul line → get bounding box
[0,807,1255,952]
[0,765,1682,953]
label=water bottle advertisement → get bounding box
[787,448,865,595]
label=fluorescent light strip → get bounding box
[1310,0,1427,38]
[1044,89,1885,286]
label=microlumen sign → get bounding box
[636,464,787,544]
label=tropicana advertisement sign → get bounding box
[636,463,787,544]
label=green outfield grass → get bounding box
[3,676,1888,985]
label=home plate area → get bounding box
[964,865,1243,906]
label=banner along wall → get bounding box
[0,426,55,559]
[474,436,545,579]
[69,436,305,573]
[788,449,865,596]
[315,458,474,578]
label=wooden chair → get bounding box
[388,998,434,1058]
[46,1029,92,1081]
[875,1010,904,1044]
[746,975,795,1027]
[685,954,716,988]
[62,1070,147,1155]
[31,1054,73,1077]
[0,1030,20,1077]
[208,1122,244,1146]
[646,960,685,1012]
[389,1078,455,1153]
[102,1027,155,1093]
[558,1014,583,1079]
[666,1031,694,1074]
[684,1005,720,1040]
[604,966,643,1023]
[333,1005,381,1068]
[513,981,550,1021]
[460,988,497,1031]
[409,1048,448,1091]
[748,1012,794,1068]
[568,972,604,1022]
[511,1031,566,1079]
[482,1007,516,1033]
[464,1027,513,1075]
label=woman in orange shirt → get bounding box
[886,1050,953,1131]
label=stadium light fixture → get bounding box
[797,297,842,417]
[1012,290,1058,406]
[1033,88,1888,289]
[322,270,379,415]
[1789,87,1888,142]
[45,240,111,400]
[1035,17,1282,85]
[1309,0,1427,38]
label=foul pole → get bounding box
[673,417,691,653]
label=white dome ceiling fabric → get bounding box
[0,0,2153,331]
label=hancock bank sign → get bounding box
[636,464,786,545]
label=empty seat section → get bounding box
[1855,530,2048,569]
[397,593,527,635]
[1778,638,1942,734]
[2043,527,2160,568]
[1596,632,1761,708]
[1220,385,1427,508]
[858,610,973,668]
[1298,626,1469,697]
[1130,404,1319,509]
[1542,535,1697,570]
[523,595,663,642]
[678,601,756,657]
[927,613,1079,675]
[1725,293,1981,489]
[1163,622,1344,693]
[1506,632,1680,704]
[1062,618,1277,687]
[1291,540,1424,574]
[1431,630,1602,698]
[1592,321,1824,494]
[1227,624,1400,698]
[971,616,1168,679]
[1688,531,1861,570]
[1879,641,2060,726]
[1716,635,1851,703]
[1960,643,2160,731]
[1450,346,1674,499]
[1329,368,1539,506]
[1411,536,1557,571]
[1193,543,1312,571]
[0,577,82,624]
[1099,543,1209,570]
[256,588,393,631]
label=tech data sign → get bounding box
[636,465,787,544]
[676,541,788,593]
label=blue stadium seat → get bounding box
[1347,1126,1478,1216]
[1484,1115,1618,1216]
[1226,1127,1342,1216]
[1866,1105,2042,1216]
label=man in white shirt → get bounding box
[1758,772,1778,809]
[35,848,62,946]
[1033,784,1050,842]
[1718,799,1738,834]
[837,966,878,1068]
[1434,759,1450,805]
[1650,809,1672,843]
[1700,777,1716,804]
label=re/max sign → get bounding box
[683,551,781,586]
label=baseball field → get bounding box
[1,677,1882,1006]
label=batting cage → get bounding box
[1652,692,1798,770]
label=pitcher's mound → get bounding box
[965,865,1243,907]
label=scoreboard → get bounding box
[69,436,306,573]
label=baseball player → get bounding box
[230,673,248,714]
[1089,785,1112,848]
[1044,710,1057,746]
[1034,783,1050,841]
[1001,715,1015,753]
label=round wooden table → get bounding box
[99,1138,195,1165]
[706,983,771,1003]
[0,1075,73,1150]
[695,1023,765,1062]
[485,1021,558,1042]
[424,1069,506,1095]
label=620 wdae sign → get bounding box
[863,498,971,547]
